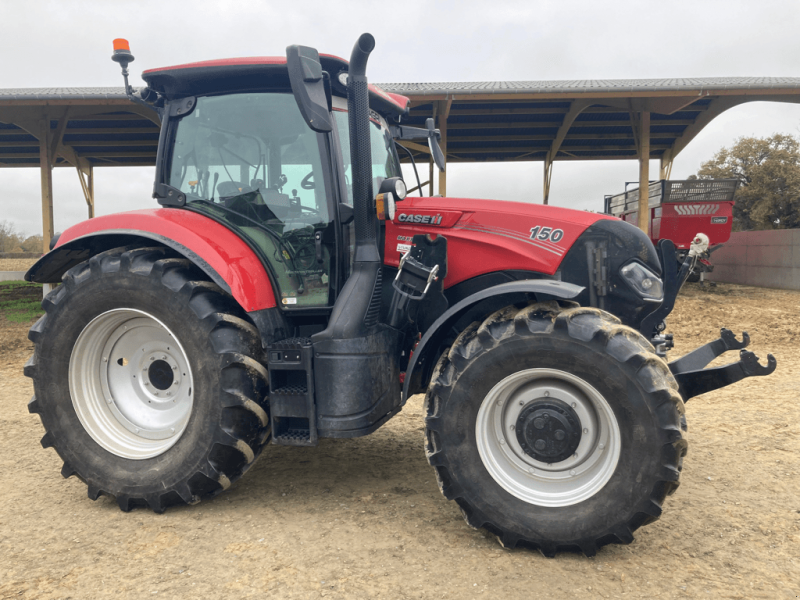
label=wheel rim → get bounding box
[69,308,194,460]
[475,368,621,507]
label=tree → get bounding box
[695,134,800,230]
[0,220,25,253]
[21,234,44,253]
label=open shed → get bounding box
[2,76,800,252]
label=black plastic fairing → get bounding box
[402,280,584,401]
[558,219,662,331]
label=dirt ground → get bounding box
[1,282,798,599]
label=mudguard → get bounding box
[402,279,584,402]
[25,208,277,312]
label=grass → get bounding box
[0,280,44,323]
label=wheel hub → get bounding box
[147,359,175,390]
[516,399,581,463]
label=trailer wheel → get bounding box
[25,246,270,512]
[424,301,687,556]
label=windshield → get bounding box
[333,110,402,203]
[168,92,334,309]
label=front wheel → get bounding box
[25,246,271,512]
[424,301,688,556]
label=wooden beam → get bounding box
[397,140,430,154]
[0,126,159,136]
[445,119,694,130]
[410,104,711,118]
[638,111,650,234]
[444,144,668,154]
[76,162,95,218]
[48,109,70,168]
[446,132,678,143]
[659,154,673,180]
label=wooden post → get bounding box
[637,111,650,234]
[85,163,95,218]
[543,156,553,205]
[428,157,434,197]
[437,114,447,196]
[38,118,54,254]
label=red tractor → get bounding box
[605,179,740,284]
[24,35,776,556]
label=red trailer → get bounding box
[605,179,739,281]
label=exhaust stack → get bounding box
[312,33,383,341]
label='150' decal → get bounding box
[530,226,564,242]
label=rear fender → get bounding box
[402,280,584,401]
[25,209,277,312]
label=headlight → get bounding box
[620,262,664,302]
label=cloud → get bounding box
[2,0,799,237]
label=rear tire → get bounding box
[424,301,688,556]
[25,246,271,512]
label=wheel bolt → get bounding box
[150,357,154,361]
[599,443,605,450]
[144,382,150,386]
[571,402,576,408]
[170,428,175,433]
[103,357,108,363]
[519,400,524,405]
[500,439,505,445]
[569,470,576,476]
[510,425,515,431]
[583,428,589,434]
[573,453,578,459]
[544,391,549,397]
[161,355,166,360]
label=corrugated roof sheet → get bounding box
[3,77,800,101]
[379,77,800,95]
[0,87,127,100]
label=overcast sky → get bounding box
[2,0,800,238]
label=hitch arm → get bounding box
[669,328,749,374]
[674,349,777,401]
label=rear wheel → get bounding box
[25,246,271,512]
[424,301,688,556]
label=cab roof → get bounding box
[142,54,410,120]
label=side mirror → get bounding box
[425,118,446,172]
[376,177,407,221]
[286,45,333,133]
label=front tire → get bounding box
[424,301,688,556]
[25,246,271,512]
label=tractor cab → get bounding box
[140,54,409,310]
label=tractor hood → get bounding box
[385,195,621,286]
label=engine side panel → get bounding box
[385,196,615,286]
[33,208,277,312]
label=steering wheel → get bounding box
[301,171,315,190]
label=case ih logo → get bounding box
[397,213,443,225]
[674,204,720,216]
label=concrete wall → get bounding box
[0,272,27,282]
[707,229,800,290]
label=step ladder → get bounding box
[266,337,317,446]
